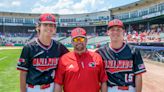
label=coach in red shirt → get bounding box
[54,27,108,92]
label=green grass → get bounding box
[0,48,73,92]
[0,49,22,92]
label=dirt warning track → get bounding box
[143,59,164,92]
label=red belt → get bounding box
[118,86,129,90]
[110,86,129,90]
[28,84,50,89]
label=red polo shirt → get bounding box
[54,50,108,92]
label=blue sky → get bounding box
[0,0,139,14]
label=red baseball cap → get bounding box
[38,13,56,24]
[71,27,86,38]
[108,19,124,29]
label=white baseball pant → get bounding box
[108,86,135,92]
[26,83,54,92]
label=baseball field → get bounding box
[0,47,163,92]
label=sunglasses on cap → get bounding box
[72,37,85,42]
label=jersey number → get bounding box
[125,74,134,83]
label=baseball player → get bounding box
[96,19,146,92]
[16,13,69,92]
[54,27,108,92]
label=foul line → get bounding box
[0,56,8,62]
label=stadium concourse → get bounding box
[0,0,164,91]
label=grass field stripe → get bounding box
[0,56,7,61]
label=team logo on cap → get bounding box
[46,15,53,21]
[76,29,82,35]
[113,20,119,25]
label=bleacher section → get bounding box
[57,36,110,45]
[87,36,110,45]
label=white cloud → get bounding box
[11,1,21,6]
[57,9,75,14]
[84,0,96,8]
[32,0,88,14]
[53,0,74,9]
[32,0,77,14]
[31,5,54,13]
[0,3,6,7]
[40,0,52,3]
[31,0,110,14]
[0,0,21,8]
